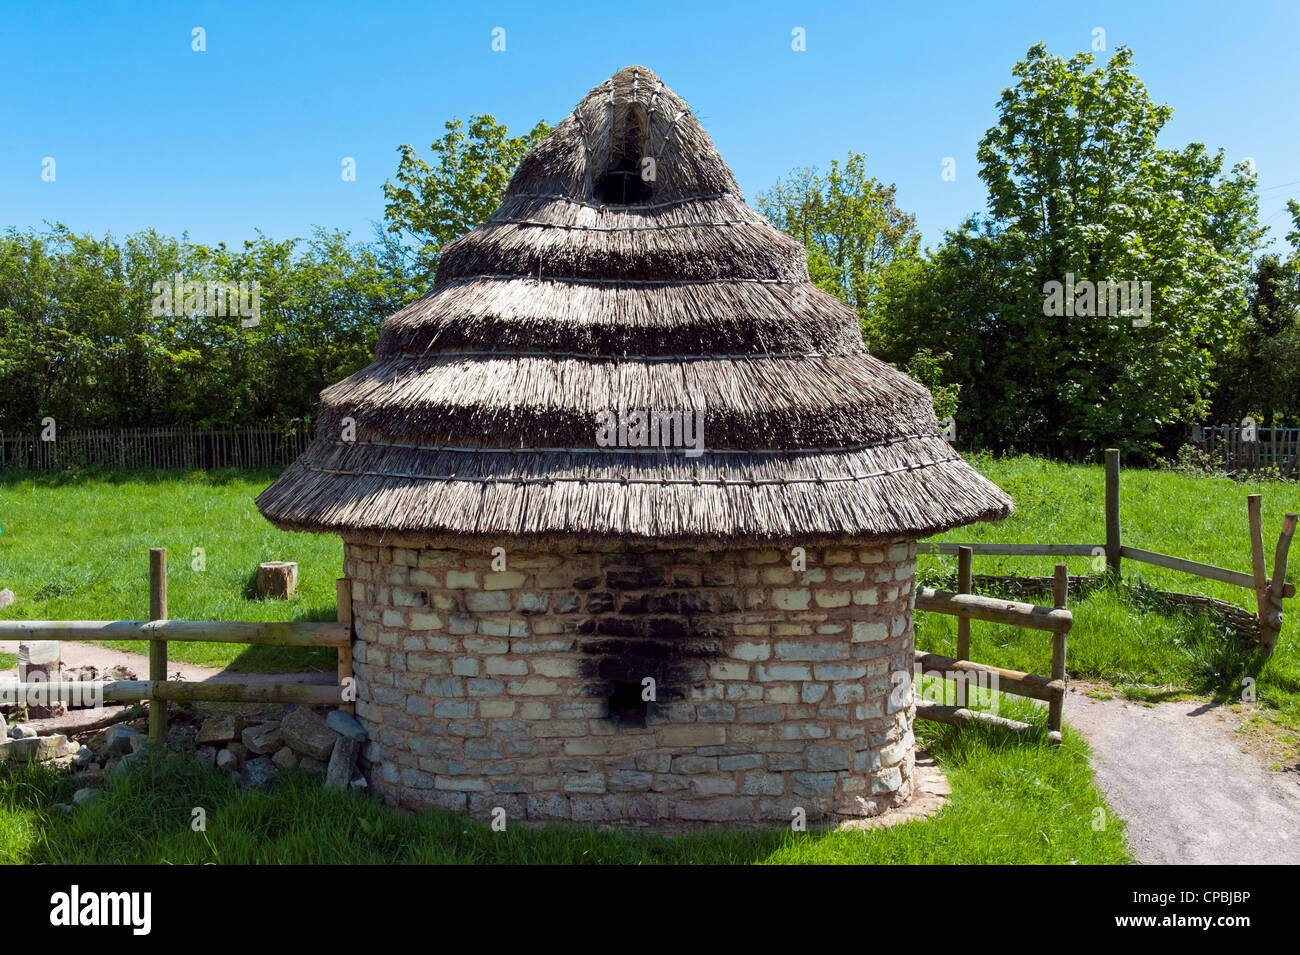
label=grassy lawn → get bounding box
[916,455,1300,733]
[0,468,340,671]
[0,694,1129,864]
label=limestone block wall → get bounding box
[343,537,918,826]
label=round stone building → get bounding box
[257,66,1012,826]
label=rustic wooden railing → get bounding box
[0,548,354,745]
[913,558,1071,744]
[918,449,1297,657]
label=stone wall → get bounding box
[343,537,917,826]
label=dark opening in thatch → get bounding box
[256,65,1013,546]
[595,102,652,204]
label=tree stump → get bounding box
[256,562,298,599]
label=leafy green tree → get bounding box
[756,152,920,326]
[382,115,550,292]
[903,348,961,423]
[1213,201,1300,425]
[875,44,1264,459]
[0,225,412,434]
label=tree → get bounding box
[755,152,920,326]
[0,225,413,434]
[875,44,1264,459]
[1213,201,1300,426]
[382,115,550,292]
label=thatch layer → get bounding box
[375,277,863,357]
[312,352,936,450]
[258,435,1009,545]
[257,65,1013,542]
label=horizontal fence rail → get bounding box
[916,542,1101,557]
[0,680,344,706]
[1119,546,1296,597]
[913,650,1065,704]
[0,620,350,647]
[914,588,1073,633]
[0,549,354,743]
[913,556,1071,743]
[0,424,311,472]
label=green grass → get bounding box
[0,468,340,671]
[917,454,1300,730]
[0,695,1130,864]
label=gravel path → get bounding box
[1065,686,1300,864]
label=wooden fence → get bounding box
[912,559,1071,744]
[918,448,1297,657]
[0,548,354,744]
[1192,424,1300,478]
[0,424,312,471]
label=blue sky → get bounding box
[2,0,1297,254]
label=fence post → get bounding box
[1247,494,1269,629]
[336,577,354,715]
[1105,448,1122,580]
[149,548,168,746]
[954,546,972,705]
[1049,563,1068,741]
[1260,509,1297,658]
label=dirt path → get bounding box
[1065,686,1300,864]
[0,641,332,734]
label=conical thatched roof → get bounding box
[257,66,1012,545]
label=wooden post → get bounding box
[1104,449,1121,579]
[1260,512,1297,658]
[337,577,354,715]
[1048,563,1068,741]
[1247,493,1273,654]
[954,546,972,706]
[148,548,168,746]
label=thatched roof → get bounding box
[257,66,1012,545]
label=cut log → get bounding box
[257,562,298,599]
[18,641,59,682]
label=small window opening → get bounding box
[608,680,648,728]
[594,105,653,204]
